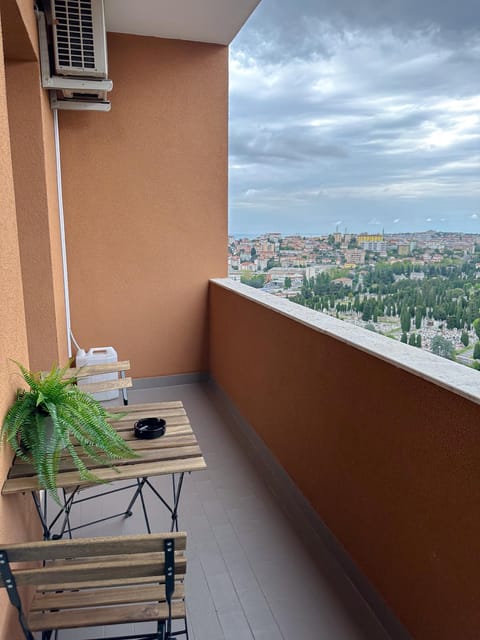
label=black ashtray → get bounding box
[134,417,166,439]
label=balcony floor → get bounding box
[58,382,392,640]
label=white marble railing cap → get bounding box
[211,278,480,407]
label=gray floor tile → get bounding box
[218,609,254,640]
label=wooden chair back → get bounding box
[0,532,187,638]
[44,360,133,405]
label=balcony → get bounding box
[2,277,480,639]
[207,279,480,640]
[1,2,479,638]
[58,380,394,640]
[38,278,480,640]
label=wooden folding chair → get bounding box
[0,532,188,640]
[66,359,133,406]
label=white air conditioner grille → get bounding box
[51,0,108,78]
[54,1,95,70]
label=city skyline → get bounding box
[229,229,480,240]
[228,0,480,236]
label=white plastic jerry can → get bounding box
[76,346,119,401]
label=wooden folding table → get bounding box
[2,401,206,539]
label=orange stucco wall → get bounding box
[6,60,68,369]
[60,34,228,378]
[210,282,480,640]
[2,0,67,370]
[0,1,66,637]
[0,6,41,639]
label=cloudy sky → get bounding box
[228,0,480,236]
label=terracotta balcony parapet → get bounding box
[210,278,480,407]
[209,277,480,640]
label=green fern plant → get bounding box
[1,361,138,502]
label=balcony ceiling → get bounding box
[104,0,261,45]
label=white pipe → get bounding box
[53,108,72,358]
[70,330,82,352]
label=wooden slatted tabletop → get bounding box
[2,400,207,495]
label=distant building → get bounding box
[363,240,387,253]
[258,241,276,256]
[332,277,353,287]
[305,265,335,278]
[345,249,366,264]
[358,233,386,253]
[228,270,241,282]
[255,257,269,271]
[398,244,410,256]
[410,272,425,281]
[239,261,255,271]
[357,234,383,243]
[268,267,305,286]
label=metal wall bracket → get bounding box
[50,92,111,111]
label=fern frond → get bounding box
[1,360,137,502]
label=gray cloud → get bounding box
[229,1,480,235]
[236,0,480,62]
[230,125,348,164]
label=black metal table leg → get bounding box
[32,492,50,540]
[51,488,80,540]
[137,477,152,533]
[125,476,148,516]
[32,487,80,540]
[170,473,185,532]
[31,470,190,539]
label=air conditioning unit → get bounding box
[36,0,112,111]
[51,0,108,79]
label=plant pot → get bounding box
[43,416,67,452]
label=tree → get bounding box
[474,341,480,360]
[400,305,411,333]
[446,315,456,330]
[431,336,455,360]
[461,331,469,347]
[362,299,373,322]
[473,318,480,339]
[401,332,408,344]
[250,247,257,259]
[284,277,292,290]
[240,272,265,289]
[416,334,422,348]
[415,307,422,329]
[408,333,416,346]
